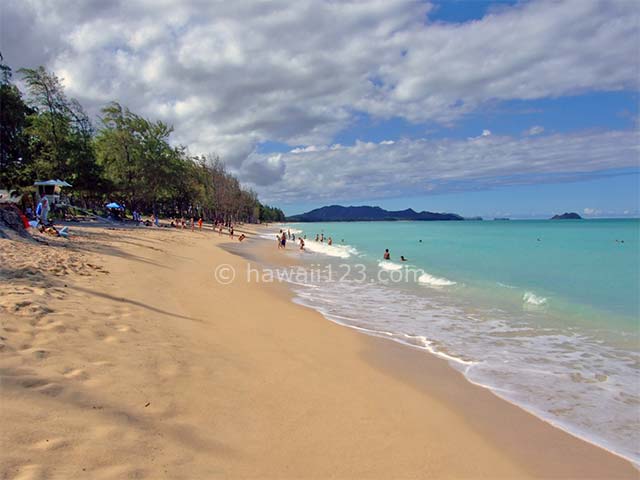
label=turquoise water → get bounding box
[295,219,639,323]
[273,219,640,463]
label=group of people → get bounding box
[383,249,408,262]
[214,221,245,241]
[313,233,334,245]
[276,229,289,249]
[169,216,204,231]
[276,229,346,252]
[276,229,306,250]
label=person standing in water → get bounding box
[383,249,390,260]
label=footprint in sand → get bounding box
[63,368,89,381]
[36,383,64,397]
[48,288,67,300]
[39,320,66,333]
[91,360,113,367]
[12,464,45,480]
[9,300,53,317]
[32,437,69,451]
[19,377,49,389]
[30,349,50,360]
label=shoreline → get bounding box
[263,224,640,467]
[226,229,640,475]
[1,224,636,478]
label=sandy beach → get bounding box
[1,225,637,479]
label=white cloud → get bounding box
[248,130,639,204]
[1,0,638,181]
[525,126,545,136]
[482,130,492,137]
[583,208,602,216]
[291,145,322,154]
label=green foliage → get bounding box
[17,66,102,196]
[0,61,33,187]
[259,204,286,222]
[1,63,279,222]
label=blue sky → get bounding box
[279,170,640,219]
[268,88,639,217]
[251,2,640,218]
[6,0,638,218]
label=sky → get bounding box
[2,0,639,218]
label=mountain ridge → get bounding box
[286,205,464,222]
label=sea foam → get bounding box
[377,260,404,271]
[418,271,456,287]
[303,240,358,258]
[523,291,548,306]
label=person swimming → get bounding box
[400,256,407,261]
[383,249,390,260]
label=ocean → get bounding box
[269,219,639,463]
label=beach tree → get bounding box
[0,59,33,188]
[95,102,146,209]
[18,66,100,198]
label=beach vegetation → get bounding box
[0,59,284,223]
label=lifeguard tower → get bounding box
[34,179,72,206]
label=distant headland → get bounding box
[286,205,464,222]
[551,212,582,220]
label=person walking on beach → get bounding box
[36,197,49,225]
[328,237,333,246]
[281,234,287,248]
[383,249,390,260]
[198,218,203,230]
[299,238,305,250]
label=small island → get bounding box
[551,212,582,220]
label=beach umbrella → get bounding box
[106,202,123,209]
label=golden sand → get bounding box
[0,225,636,478]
